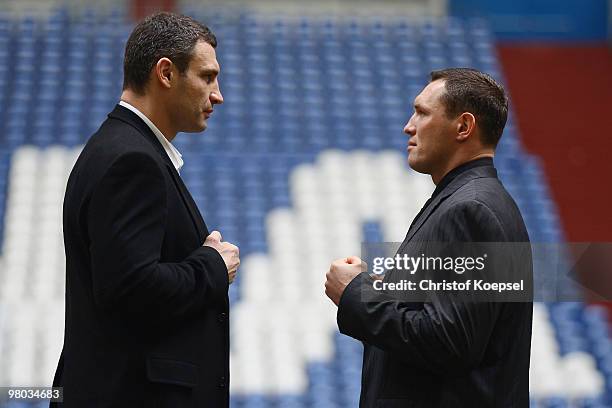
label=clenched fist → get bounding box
[204,230,240,284]
[325,256,364,305]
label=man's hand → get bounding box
[204,231,240,284]
[325,256,364,306]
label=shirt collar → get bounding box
[118,100,184,173]
[431,157,494,200]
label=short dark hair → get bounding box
[123,12,217,94]
[430,68,508,147]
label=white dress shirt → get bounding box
[119,100,184,173]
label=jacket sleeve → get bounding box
[337,201,506,376]
[87,151,228,324]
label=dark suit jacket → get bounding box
[51,105,230,407]
[338,160,533,407]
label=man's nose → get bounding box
[403,120,415,135]
[211,79,224,105]
[211,90,224,105]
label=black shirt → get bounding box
[409,157,494,231]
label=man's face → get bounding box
[170,40,223,133]
[403,80,456,176]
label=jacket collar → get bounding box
[403,164,498,243]
[108,104,175,169]
[107,104,208,241]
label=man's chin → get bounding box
[187,122,207,133]
[408,156,428,174]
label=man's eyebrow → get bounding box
[199,67,219,75]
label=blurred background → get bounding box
[0,0,610,407]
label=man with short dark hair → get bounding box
[325,68,533,407]
[51,12,239,407]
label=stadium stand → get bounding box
[0,6,610,408]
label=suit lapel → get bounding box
[108,105,206,240]
[401,166,498,247]
[164,163,208,239]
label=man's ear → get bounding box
[154,57,174,89]
[456,112,476,142]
